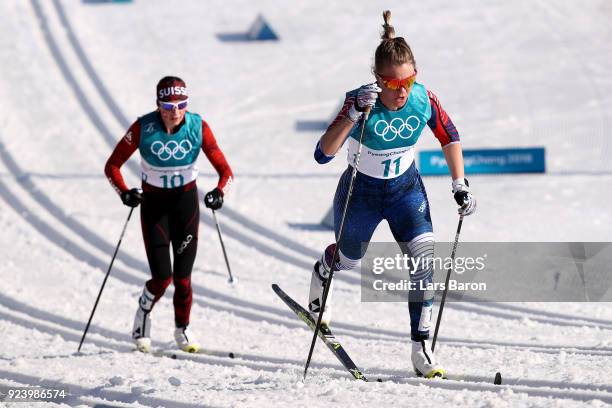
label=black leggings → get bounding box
[140,186,199,326]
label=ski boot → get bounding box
[412,339,446,378]
[308,261,334,328]
[132,286,154,352]
[174,326,200,353]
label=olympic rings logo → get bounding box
[150,140,193,161]
[373,116,421,142]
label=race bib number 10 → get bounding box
[141,161,198,189]
[160,174,185,188]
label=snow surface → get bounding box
[1,0,612,406]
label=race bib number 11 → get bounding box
[381,157,401,177]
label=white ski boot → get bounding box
[411,339,445,378]
[174,326,200,353]
[308,261,334,327]
[132,286,155,352]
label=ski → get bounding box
[374,372,502,385]
[137,348,236,360]
[272,283,368,381]
[272,285,503,385]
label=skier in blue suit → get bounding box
[308,11,476,378]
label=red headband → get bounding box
[157,78,188,102]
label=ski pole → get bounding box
[431,214,464,352]
[78,207,134,352]
[212,209,234,283]
[304,107,371,380]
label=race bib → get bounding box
[346,137,415,179]
[141,159,199,189]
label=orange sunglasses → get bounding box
[375,70,418,91]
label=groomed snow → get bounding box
[0,0,611,407]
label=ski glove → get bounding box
[204,188,223,210]
[121,188,144,208]
[452,178,476,216]
[347,83,381,122]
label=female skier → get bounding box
[307,11,476,378]
[105,76,233,353]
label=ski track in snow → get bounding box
[2,300,612,405]
[8,131,611,360]
[3,129,612,354]
[0,0,611,406]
